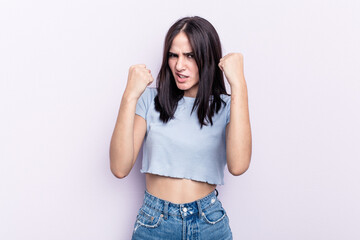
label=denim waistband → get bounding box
[142,189,219,220]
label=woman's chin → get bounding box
[175,82,188,90]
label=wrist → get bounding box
[122,91,139,103]
[230,78,247,91]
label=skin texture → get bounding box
[110,32,252,204]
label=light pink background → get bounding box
[1,0,359,239]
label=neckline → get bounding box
[180,96,196,105]
[183,96,196,100]
[182,95,216,100]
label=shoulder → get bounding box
[145,87,158,97]
[140,87,158,101]
[148,87,158,96]
[220,93,231,104]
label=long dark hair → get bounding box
[154,16,229,129]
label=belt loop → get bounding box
[196,200,203,218]
[163,201,169,220]
[215,188,219,197]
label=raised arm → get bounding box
[219,53,252,176]
[109,64,153,178]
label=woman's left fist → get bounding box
[218,53,245,86]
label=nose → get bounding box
[175,56,185,71]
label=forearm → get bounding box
[109,93,137,178]
[226,80,252,175]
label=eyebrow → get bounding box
[168,51,194,56]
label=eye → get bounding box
[168,52,178,58]
[186,53,194,59]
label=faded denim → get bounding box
[131,189,233,240]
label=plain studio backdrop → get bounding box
[1,0,359,239]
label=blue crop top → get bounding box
[135,87,231,185]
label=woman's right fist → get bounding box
[124,64,154,100]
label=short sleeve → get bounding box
[225,96,231,125]
[135,87,152,120]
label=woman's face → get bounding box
[168,32,199,98]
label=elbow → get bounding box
[229,166,249,176]
[228,159,251,176]
[112,170,129,179]
[227,150,252,176]
[110,158,131,179]
[109,149,134,179]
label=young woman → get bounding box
[110,16,252,240]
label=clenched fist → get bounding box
[124,64,154,100]
[218,53,245,87]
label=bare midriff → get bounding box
[145,173,217,204]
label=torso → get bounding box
[146,173,217,204]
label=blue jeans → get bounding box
[131,189,233,240]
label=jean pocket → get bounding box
[201,202,227,225]
[136,207,163,228]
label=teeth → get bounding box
[178,74,188,78]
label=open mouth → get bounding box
[176,73,189,79]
